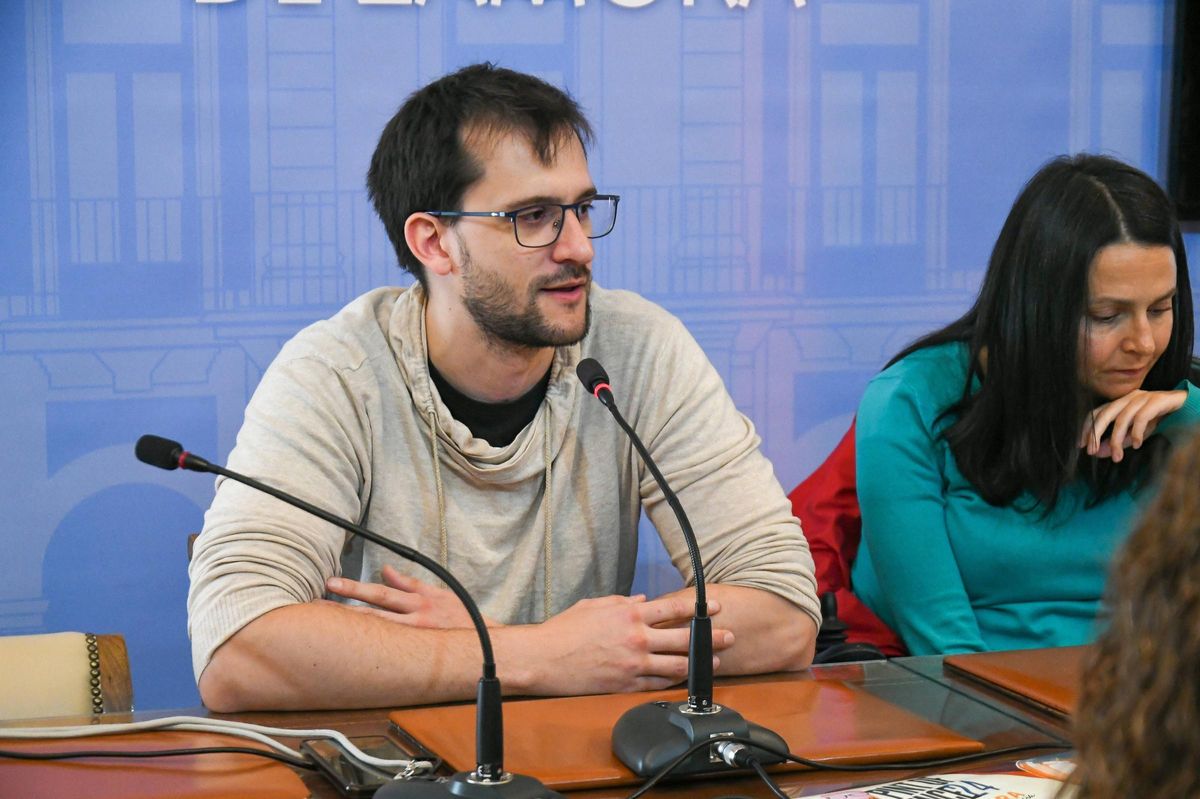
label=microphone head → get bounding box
[576,357,611,396]
[135,435,184,471]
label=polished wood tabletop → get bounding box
[0,654,1076,799]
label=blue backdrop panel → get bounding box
[0,0,1194,710]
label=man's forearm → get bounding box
[197,592,709,712]
[198,602,503,711]
[662,584,816,675]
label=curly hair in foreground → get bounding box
[1069,429,1200,797]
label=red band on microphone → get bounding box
[592,382,611,398]
[178,451,189,470]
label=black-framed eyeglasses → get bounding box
[426,194,620,248]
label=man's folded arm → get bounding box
[683,584,816,675]
[196,588,731,712]
[632,316,822,671]
[197,602,489,711]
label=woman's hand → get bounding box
[1080,389,1188,462]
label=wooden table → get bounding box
[0,656,1074,798]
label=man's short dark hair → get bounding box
[367,63,594,286]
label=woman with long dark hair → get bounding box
[852,153,1199,654]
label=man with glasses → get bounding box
[188,64,819,711]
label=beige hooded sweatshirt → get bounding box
[187,284,819,680]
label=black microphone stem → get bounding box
[153,446,516,787]
[589,390,713,711]
[199,461,496,671]
[576,360,785,779]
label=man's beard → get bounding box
[459,249,592,349]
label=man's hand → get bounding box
[502,593,732,696]
[325,566,499,629]
[324,578,735,695]
[1080,389,1187,462]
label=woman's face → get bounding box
[1080,242,1177,400]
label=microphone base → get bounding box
[373,771,566,798]
[611,700,786,778]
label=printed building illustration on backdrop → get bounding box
[0,0,1175,707]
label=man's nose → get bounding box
[552,208,593,263]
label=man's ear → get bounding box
[404,212,456,278]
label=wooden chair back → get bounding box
[0,632,133,720]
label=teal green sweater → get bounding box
[851,341,1200,655]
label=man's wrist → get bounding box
[491,623,541,695]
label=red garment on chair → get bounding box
[789,418,907,657]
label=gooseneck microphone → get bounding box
[135,434,563,799]
[575,358,786,779]
[575,358,714,708]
